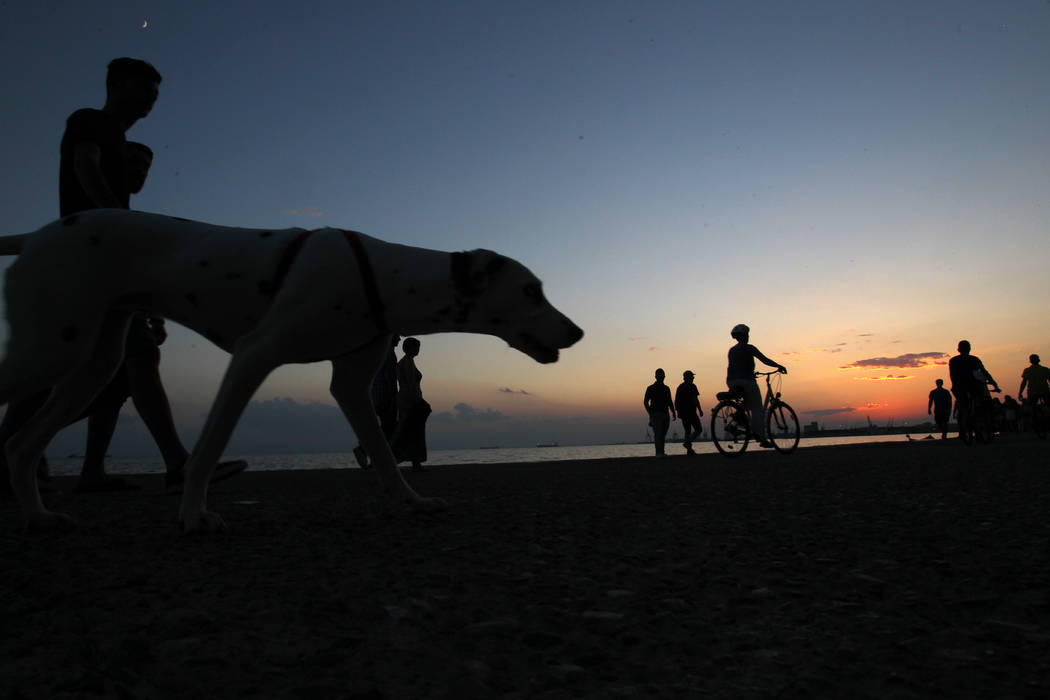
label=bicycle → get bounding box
[710,370,799,457]
[957,382,1000,445]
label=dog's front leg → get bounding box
[178,338,278,534]
[330,339,446,513]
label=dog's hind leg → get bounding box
[330,336,447,513]
[177,335,282,534]
[7,311,132,531]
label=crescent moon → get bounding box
[142,20,148,28]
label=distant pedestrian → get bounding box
[353,335,400,469]
[674,371,703,454]
[927,379,952,439]
[1018,354,1050,406]
[643,368,676,456]
[391,337,430,471]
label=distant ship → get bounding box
[536,442,559,448]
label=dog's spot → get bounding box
[223,272,242,281]
[393,268,401,275]
[62,215,79,226]
[243,315,258,324]
[332,304,343,311]
[88,235,101,246]
[258,231,273,238]
[61,325,79,342]
[258,281,274,295]
[407,286,416,295]
[199,259,210,268]
[185,292,200,308]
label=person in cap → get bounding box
[674,370,704,454]
[727,324,786,448]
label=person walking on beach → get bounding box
[1018,354,1050,417]
[948,340,1000,438]
[353,335,400,469]
[391,337,431,471]
[927,379,952,439]
[674,371,703,454]
[644,368,676,456]
[0,58,245,495]
[726,324,786,448]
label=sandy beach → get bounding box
[2,439,1049,698]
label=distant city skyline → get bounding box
[1,1,1048,457]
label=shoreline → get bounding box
[4,439,1049,697]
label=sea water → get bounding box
[43,434,912,478]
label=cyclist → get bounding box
[948,340,1000,438]
[726,324,786,448]
[1018,353,1050,420]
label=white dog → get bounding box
[0,209,583,532]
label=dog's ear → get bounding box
[452,250,506,298]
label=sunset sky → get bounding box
[1,1,1048,456]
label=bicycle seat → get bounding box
[716,389,744,401]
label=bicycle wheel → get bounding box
[766,401,800,454]
[974,403,995,444]
[711,401,749,457]
[958,401,974,445]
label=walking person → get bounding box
[726,324,786,448]
[674,371,704,454]
[391,337,431,471]
[927,379,952,440]
[643,368,676,457]
[353,335,400,469]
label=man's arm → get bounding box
[73,142,122,209]
[752,346,786,373]
[928,391,934,414]
[1019,370,1028,399]
[979,362,1000,392]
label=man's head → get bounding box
[731,323,749,342]
[936,379,943,387]
[106,57,162,121]
[402,337,421,357]
[1031,354,1041,365]
[654,368,665,381]
[683,370,694,383]
[123,141,153,194]
[957,340,971,355]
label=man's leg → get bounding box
[124,352,190,473]
[76,364,140,491]
[0,392,49,496]
[744,382,766,441]
[653,413,669,455]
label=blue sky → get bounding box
[1,1,1048,456]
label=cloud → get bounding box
[803,407,858,417]
[283,206,324,217]
[629,337,647,341]
[499,387,531,395]
[857,333,874,337]
[451,403,506,422]
[855,374,915,381]
[839,352,947,370]
[648,346,659,352]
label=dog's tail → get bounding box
[0,233,27,256]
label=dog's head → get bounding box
[450,250,583,363]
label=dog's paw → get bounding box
[178,509,228,535]
[26,510,78,533]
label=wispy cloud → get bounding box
[839,352,947,370]
[451,403,505,422]
[855,374,915,381]
[648,346,660,352]
[283,206,324,217]
[499,387,530,395]
[804,407,858,417]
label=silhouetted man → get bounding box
[726,324,786,448]
[1019,354,1050,408]
[927,379,952,439]
[674,370,703,454]
[948,340,1000,439]
[644,368,675,457]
